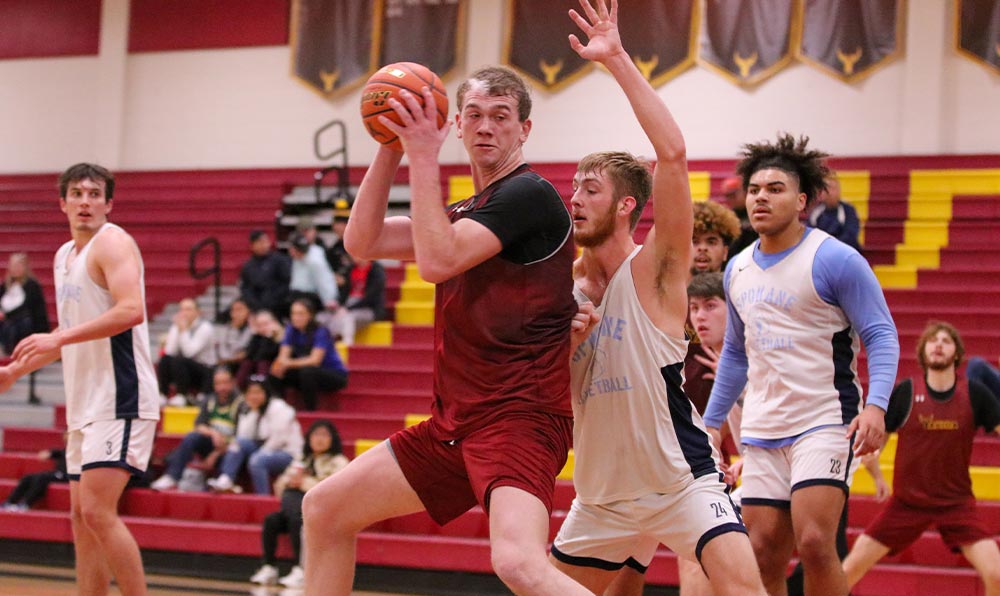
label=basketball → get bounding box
[360,62,449,152]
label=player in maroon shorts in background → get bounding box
[842,321,1000,594]
[300,63,590,595]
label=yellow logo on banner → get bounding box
[734,51,758,78]
[634,55,659,81]
[539,59,564,85]
[837,47,863,75]
[319,69,340,93]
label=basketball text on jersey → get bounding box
[573,315,634,405]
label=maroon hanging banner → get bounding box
[379,0,465,79]
[797,0,905,82]
[290,0,381,98]
[956,0,1000,76]
[699,0,798,87]
[504,0,594,91]
[617,0,699,87]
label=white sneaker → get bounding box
[207,474,236,492]
[150,475,177,491]
[279,565,304,588]
[250,563,279,585]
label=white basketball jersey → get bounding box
[570,247,720,505]
[727,229,862,440]
[54,223,160,431]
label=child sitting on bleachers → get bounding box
[235,309,283,390]
[215,297,253,373]
[250,419,349,589]
[1,444,67,511]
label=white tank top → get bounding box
[54,223,160,430]
[727,229,861,439]
[570,247,721,505]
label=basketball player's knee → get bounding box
[79,500,118,535]
[982,563,1000,589]
[795,527,838,566]
[69,504,86,528]
[302,483,350,536]
[491,542,544,592]
[301,488,327,527]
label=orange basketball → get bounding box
[360,62,449,152]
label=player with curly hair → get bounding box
[691,200,742,276]
[702,133,900,595]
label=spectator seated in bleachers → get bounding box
[295,214,327,252]
[240,230,291,320]
[0,252,50,358]
[215,297,253,373]
[807,171,861,252]
[150,367,243,491]
[269,298,348,412]
[287,231,340,318]
[158,297,217,406]
[250,419,349,588]
[326,255,387,347]
[325,199,353,300]
[208,375,303,495]
[1,443,67,512]
[235,309,284,390]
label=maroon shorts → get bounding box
[865,496,992,555]
[388,410,573,525]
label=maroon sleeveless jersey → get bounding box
[429,165,576,439]
[893,378,976,507]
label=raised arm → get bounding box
[569,0,691,316]
[343,146,417,261]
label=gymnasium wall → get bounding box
[0,0,997,175]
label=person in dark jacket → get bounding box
[0,253,50,357]
[239,230,291,320]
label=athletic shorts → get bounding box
[865,496,992,555]
[66,418,156,479]
[388,411,573,525]
[551,474,746,570]
[741,426,858,508]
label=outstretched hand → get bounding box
[568,0,625,64]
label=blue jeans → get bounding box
[218,438,292,494]
[248,449,293,495]
[165,432,215,480]
[966,357,1000,398]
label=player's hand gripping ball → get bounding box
[360,62,449,152]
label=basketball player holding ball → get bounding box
[302,60,591,595]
